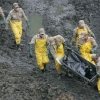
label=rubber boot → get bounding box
[41,69,45,74]
[44,64,47,71]
[16,44,21,51]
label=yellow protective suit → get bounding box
[10,21,22,45]
[97,77,100,93]
[35,35,49,70]
[80,41,95,64]
[76,26,88,44]
[55,43,65,74]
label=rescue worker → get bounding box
[48,35,65,79]
[29,28,49,73]
[78,31,98,64]
[6,2,30,48]
[72,20,95,46]
[0,6,6,23]
[92,54,100,93]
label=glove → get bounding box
[29,44,33,58]
[55,58,62,65]
[26,20,30,27]
[2,16,6,23]
[5,23,8,30]
[91,33,96,39]
[75,48,81,55]
[72,41,76,46]
[90,45,98,54]
[90,49,95,54]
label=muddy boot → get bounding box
[44,64,47,71]
[16,44,21,51]
[41,69,45,74]
[58,74,62,80]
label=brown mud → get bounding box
[0,0,100,100]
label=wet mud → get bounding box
[0,0,100,100]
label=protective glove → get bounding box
[90,45,98,53]
[71,41,76,46]
[2,16,6,23]
[29,44,33,58]
[55,58,62,65]
[91,33,96,39]
[5,23,8,30]
[76,48,81,55]
[90,49,95,54]
[26,20,30,27]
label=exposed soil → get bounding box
[0,0,100,100]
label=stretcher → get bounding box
[60,47,97,84]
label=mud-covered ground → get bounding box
[0,0,100,100]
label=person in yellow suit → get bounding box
[29,28,49,73]
[72,20,95,46]
[48,35,65,79]
[0,6,6,23]
[6,2,30,49]
[92,54,100,94]
[78,31,98,64]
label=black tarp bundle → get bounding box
[61,48,97,82]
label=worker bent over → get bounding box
[78,31,98,64]
[48,35,65,79]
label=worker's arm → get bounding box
[29,35,36,57]
[59,35,65,43]
[0,8,6,23]
[86,24,96,39]
[21,8,30,26]
[90,37,98,53]
[71,28,77,46]
[6,11,12,30]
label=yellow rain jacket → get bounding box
[10,21,22,45]
[35,35,49,70]
[80,41,95,64]
[55,43,65,74]
[76,26,88,44]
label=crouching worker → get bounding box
[6,2,30,49]
[29,28,49,73]
[78,31,98,64]
[92,54,100,93]
[48,35,66,79]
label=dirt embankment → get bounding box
[0,0,100,100]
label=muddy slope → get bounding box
[0,0,100,100]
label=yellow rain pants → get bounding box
[97,77,100,93]
[10,21,22,45]
[76,26,88,44]
[55,43,65,74]
[35,36,49,70]
[80,41,95,64]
